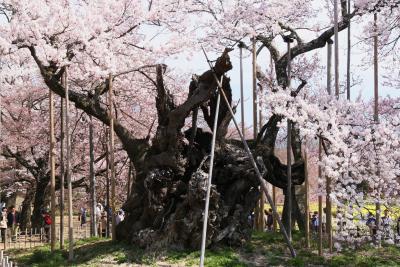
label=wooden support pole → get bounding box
[239,42,245,135]
[270,54,278,232]
[108,74,117,241]
[304,146,310,248]
[49,89,56,252]
[318,140,323,256]
[373,12,381,247]
[251,38,262,230]
[334,0,340,97]
[283,35,294,241]
[89,116,97,237]
[60,80,65,249]
[346,0,351,100]
[65,67,74,261]
[327,39,334,253]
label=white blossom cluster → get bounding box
[264,86,400,245]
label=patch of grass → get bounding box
[9,231,400,267]
[166,247,247,266]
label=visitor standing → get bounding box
[0,207,7,243]
[381,209,392,239]
[7,206,20,241]
[80,207,87,227]
[42,210,52,243]
[266,209,273,231]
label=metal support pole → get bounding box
[199,76,223,267]
[201,47,296,258]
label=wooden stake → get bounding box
[108,74,116,241]
[49,89,56,252]
[65,67,74,261]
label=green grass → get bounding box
[7,231,400,266]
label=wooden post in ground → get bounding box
[60,97,65,249]
[283,35,294,241]
[373,12,381,248]
[108,74,117,241]
[346,0,351,100]
[318,140,323,256]
[49,89,56,252]
[251,38,262,230]
[60,86,66,249]
[327,38,334,253]
[239,41,245,135]
[269,53,278,232]
[304,145,310,248]
[89,116,97,237]
[65,67,74,261]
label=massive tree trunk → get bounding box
[32,47,306,249]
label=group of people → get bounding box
[366,209,400,241]
[0,206,21,243]
[94,203,125,237]
[309,208,400,242]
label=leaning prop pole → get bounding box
[49,89,56,252]
[201,47,296,258]
[199,76,224,267]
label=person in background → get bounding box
[381,209,392,239]
[266,209,274,231]
[80,207,87,227]
[7,205,20,241]
[321,208,327,233]
[41,210,52,242]
[0,207,8,243]
[116,210,125,225]
[366,212,377,238]
[311,211,319,234]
